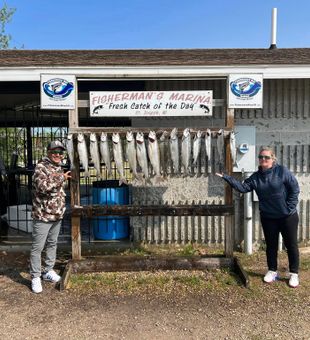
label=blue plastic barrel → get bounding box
[92,180,130,240]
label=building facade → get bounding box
[0,49,309,249]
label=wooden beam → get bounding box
[69,81,82,261]
[224,107,235,257]
[59,261,73,291]
[70,256,234,274]
[234,257,250,288]
[68,127,232,135]
[71,204,234,217]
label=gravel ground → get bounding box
[0,248,309,340]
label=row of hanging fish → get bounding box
[66,129,237,185]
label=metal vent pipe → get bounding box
[270,8,277,49]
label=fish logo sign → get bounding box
[92,105,104,115]
[43,78,74,100]
[199,104,210,114]
[230,78,261,98]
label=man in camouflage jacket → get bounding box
[30,140,71,293]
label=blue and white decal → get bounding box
[230,78,261,98]
[42,78,74,100]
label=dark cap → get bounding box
[47,140,66,151]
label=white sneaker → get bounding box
[263,270,278,283]
[289,273,299,288]
[42,270,61,283]
[31,277,43,293]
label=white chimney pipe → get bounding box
[270,8,277,49]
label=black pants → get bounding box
[261,212,299,274]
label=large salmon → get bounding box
[192,130,202,165]
[159,130,169,176]
[99,132,112,176]
[126,131,142,181]
[205,128,212,173]
[148,130,162,183]
[230,131,237,166]
[66,133,75,170]
[112,132,127,186]
[89,133,102,178]
[181,128,192,176]
[169,128,179,175]
[77,133,89,178]
[136,132,149,181]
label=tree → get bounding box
[0,2,16,49]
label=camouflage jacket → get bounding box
[32,157,66,222]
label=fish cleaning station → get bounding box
[68,88,237,260]
[1,39,310,284]
[62,79,248,286]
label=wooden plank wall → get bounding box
[128,78,310,246]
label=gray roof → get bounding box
[0,48,310,67]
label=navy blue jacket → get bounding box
[223,164,300,219]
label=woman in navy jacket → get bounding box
[217,146,300,288]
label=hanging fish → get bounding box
[230,131,237,166]
[99,132,111,176]
[181,128,192,176]
[159,130,169,176]
[192,130,202,165]
[205,128,212,173]
[216,128,225,166]
[112,132,127,186]
[148,130,162,183]
[89,133,102,178]
[77,133,89,178]
[66,133,75,170]
[126,131,142,181]
[169,128,179,175]
[136,132,149,180]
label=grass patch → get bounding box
[174,274,206,287]
[68,249,310,299]
[235,250,310,302]
[177,244,199,256]
[300,257,310,270]
[122,244,225,257]
[120,245,152,256]
[69,268,242,295]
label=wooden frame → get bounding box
[69,84,234,260]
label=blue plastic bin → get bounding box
[92,180,130,240]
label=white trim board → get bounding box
[1,65,310,81]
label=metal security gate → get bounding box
[0,106,70,243]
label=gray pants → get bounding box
[30,219,62,278]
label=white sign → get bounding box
[89,90,213,117]
[40,74,76,110]
[228,74,263,109]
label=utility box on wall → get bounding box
[233,126,256,173]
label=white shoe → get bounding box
[42,270,61,283]
[263,270,278,283]
[31,277,43,293]
[288,273,299,288]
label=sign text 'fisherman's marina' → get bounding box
[89,91,213,117]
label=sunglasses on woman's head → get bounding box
[258,155,271,160]
[50,150,65,155]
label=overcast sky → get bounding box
[6,0,310,49]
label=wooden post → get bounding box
[69,80,81,260]
[224,108,234,257]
